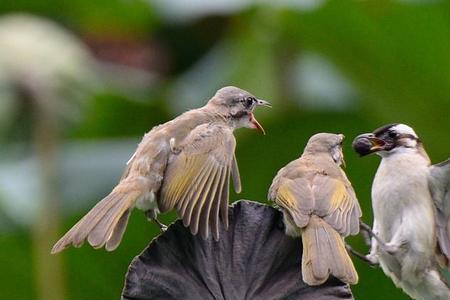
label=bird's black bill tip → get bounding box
[352,134,385,156]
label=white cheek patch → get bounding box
[391,124,418,137]
[391,124,420,149]
[399,137,417,148]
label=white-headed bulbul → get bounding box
[353,123,450,300]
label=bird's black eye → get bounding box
[388,131,397,138]
[244,96,255,108]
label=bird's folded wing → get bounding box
[231,155,242,194]
[270,178,314,228]
[312,175,361,236]
[159,123,237,240]
[429,158,450,262]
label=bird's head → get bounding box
[352,123,422,157]
[304,133,346,167]
[207,86,271,134]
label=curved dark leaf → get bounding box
[122,200,354,300]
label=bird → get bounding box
[352,123,450,300]
[268,133,362,286]
[51,86,271,254]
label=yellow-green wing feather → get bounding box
[312,175,361,236]
[159,123,237,240]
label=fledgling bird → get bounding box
[268,133,362,286]
[353,123,450,300]
[51,86,271,254]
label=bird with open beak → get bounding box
[52,86,271,253]
[353,123,450,300]
[268,133,362,286]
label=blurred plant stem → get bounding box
[31,95,66,300]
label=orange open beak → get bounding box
[250,113,265,135]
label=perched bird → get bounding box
[52,86,271,253]
[353,123,450,300]
[268,133,362,286]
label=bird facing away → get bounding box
[268,133,362,286]
[353,123,450,300]
[52,86,271,254]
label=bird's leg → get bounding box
[382,230,407,255]
[360,221,386,248]
[154,218,168,232]
[359,220,380,264]
[360,225,372,246]
[345,243,379,267]
[145,210,168,232]
[360,220,405,255]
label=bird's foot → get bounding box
[154,218,168,232]
[359,221,387,247]
[345,244,379,267]
[365,253,379,266]
[145,210,168,232]
[380,241,406,255]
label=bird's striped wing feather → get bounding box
[159,123,237,240]
[312,175,361,236]
[271,178,314,228]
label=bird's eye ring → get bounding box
[388,131,397,138]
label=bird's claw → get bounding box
[145,210,168,233]
[158,223,168,232]
[380,241,406,255]
[153,218,168,233]
[345,244,379,267]
[365,253,379,266]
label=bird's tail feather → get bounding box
[400,268,450,300]
[301,216,358,285]
[51,185,142,254]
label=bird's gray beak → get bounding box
[352,133,387,156]
[256,99,272,108]
[249,99,271,135]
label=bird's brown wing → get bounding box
[429,158,450,263]
[159,123,238,240]
[231,154,242,194]
[269,177,314,228]
[312,174,361,236]
[269,163,360,285]
[270,171,361,236]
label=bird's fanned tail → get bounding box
[51,183,144,254]
[301,216,358,286]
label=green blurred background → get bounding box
[0,0,449,299]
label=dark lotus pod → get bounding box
[122,200,354,300]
